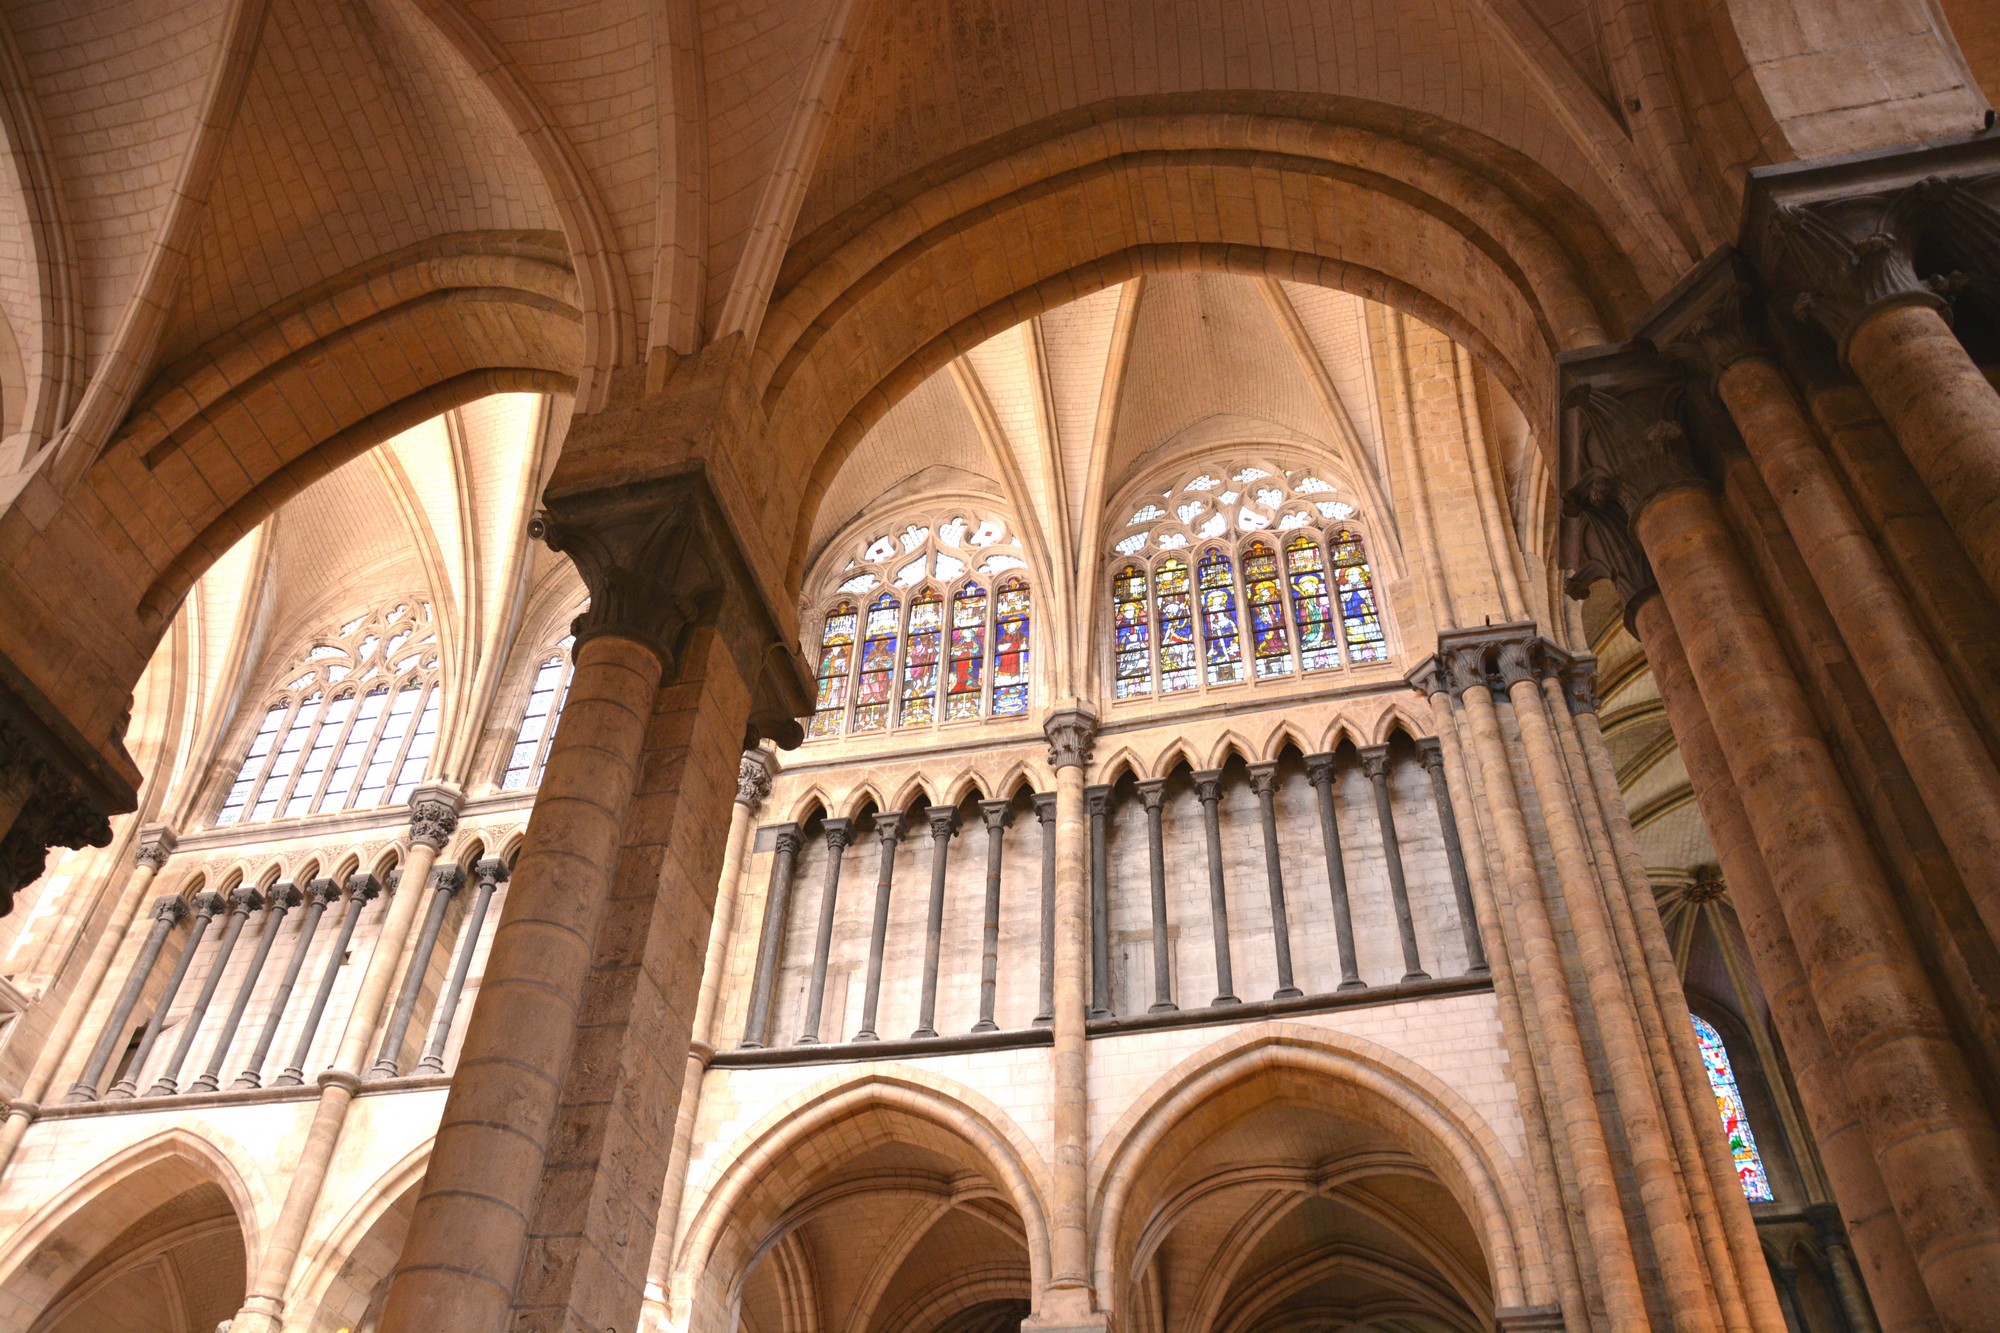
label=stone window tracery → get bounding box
[1108,464,1390,700]
[500,635,575,790]
[216,601,442,826]
[806,511,1033,739]
[1693,1015,1774,1202]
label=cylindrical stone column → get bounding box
[1135,779,1175,1013]
[68,892,185,1102]
[1191,770,1239,1006]
[1808,1204,1884,1333]
[107,891,223,1098]
[1033,792,1057,1027]
[274,872,383,1086]
[1303,754,1364,990]
[147,886,262,1097]
[798,819,852,1043]
[1360,746,1428,984]
[740,824,801,1049]
[1636,482,2000,1323]
[235,878,340,1089]
[191,883,301,1092]
[1719,351,2000,951]
[1247,762,1302,999]
[853,812,903,1042]
[369,863,465,1079]
[1417,740,1486,973]
[1085,785,1112,1018]
[973,799,1011,1032]
[1043,709,1096,1312]
[417,858,510,1073]
[912,805,957,1039]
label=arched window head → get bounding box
[808,600,858,739]
[1106,463,1394,700]
[216,600,442,827]
[802,508,1034,738]
[500,634,576,791]
[1693,1015,1774,1202]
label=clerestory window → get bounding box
[500,635,576,790]
[215,601,442,826]
[1108,465,1389,701]
[805,512,1033,739]
[1693,1015,1774,1202]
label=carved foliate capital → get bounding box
[190,890,226,919]
[428,862,466,895]
[380,868,401,896]
[823,818,853,853]
[1435,625,1561,698]
[1357,746,1391,781]
[1043,708,1097,771]
[735,750,773,811]
[1134,779,1168,812]
[1403,655,1446,698]
[980,799,1013,832]
[134,824,178,871]
[1083,785,1112,818]
[1761,193,1943,354]
[472,857,511,889]
[1648,254,1771,386]
[1191,770,1223,805]
[875,812,906,844]
[228,886,264,915]
[267,882,303,912]
[1416,738,1445,773]
[1031,791,1057,825]
[1560,655,1601,714]
[926,806,959,840]
[1247,762,1280,798]
[772,825,803,858]
[0,688,131,914]
[1303,752,1338,787]
[309,877,343,907]
[150,895,188,925]
[406,784,464,850]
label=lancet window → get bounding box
[1693,1015,1774,1202]
[500,635,576,790]
[805,511,1034,738]
[216,601,443,826]
[1108,465,1389,700]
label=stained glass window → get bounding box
[501,639,575,791]
[1156,556,1197,694]
[809,601,857,739]
[1693,1016,1773,1202]
[946,581,988,720]
[991,577,1031,717]
[1330,528,1388,663]
[1113,564,1152,699]
[1284,536,1341,672]
[900,589,944,726]
[851,594,901,733]
[1243,541,1292,678]
[214,600,443,827]
[1197,549,1244,685]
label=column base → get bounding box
[796,1035,819,1045]
[910,1027,937,1039]
[1336,979,1368,992]
[188,1074,221,1093]
[1272,986,1304,1000]
[229,1072,261,1090]
[852,1030,878,1042]
[1401,970,1432,984]
[970,1020,998,1033]
[144,1078,178,1097]
[1211,994,1241,1006]
[1032,1014,1053,1027]
[1148,1001,1179,1014]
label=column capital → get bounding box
[1416,738,1446,772]
[472,857,511,889]
[874,811,906,844]
[1559,654,1601,715]
[529,471,811,744]
[772,823,803,858]
[133,824,178,870]
[227,886,264,914]
[1083,784,1112,817]
[150,894,187,924]
[406,784,464,850]
[1246,762,1281,797]
[1032,791,1057,824]
[0,683,131,914]
[190,890,226,918]
[1403,655,1447,698]
[823,817,854,852]
[979,799,1013,832]
[1043,708,1097,770]
[308,877,343,907]
[1303,752,1338,787]
[1134,778,1168,812]
[735,750,774,811]
[267,882,304,911]
[1435,624,1567,698]
[429,862,467,895]
[926,806,959,840]
[1191,770,1223,804]
[366,868,394,898]
[1357,745,1391,780]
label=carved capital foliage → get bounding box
[381,868,401,896]
[473,857,511,889]
[1357,746,1391,780]
[1043,709,1097,771]
[1762,193,1942,351]
[134,824,178,871]
[773,825,803,858]
[1303,752,1338,787]
[309,877,343,907]
[735,750,774,811]
[823,818,853,853]
[926,806,960,839]
[1648,254,1770,385]
[1560,654,1601,714]
[1083,785,1112,818]
[1435,625,1567,699]
[1403,655,1445,698]
[228,886,265,914]
[268,882,304,911]
[0,656,137,916]
[1416,738,1445,772]
[150,895,188,925]
[875,812,906,844]
[430,862,467,895]
[406,785,463,850]
[190,891,226,919]
[1134,779,1168,812]
[1031,791,1057,824]
[1191,770,1224,804]
[1247,762,1281,797]
[980,799,1013,832]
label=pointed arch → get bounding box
[1200,732,1258,772]
[1370,702,1438,747]
[782,790,833,828]
[1257,717,1317,765]
[286,1139,432,1333]
[839,783,888,822]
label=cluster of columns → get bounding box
[1555,141,2000,1331]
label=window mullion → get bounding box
[299,704,350,814]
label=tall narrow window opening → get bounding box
[1693,1015,1774,1202]
[900,589,944,726]
[852,594,901,733]
[1331,528,1388,663]
[500,636,575,791]
[809,600,858,739]
[991,577,1032,717]
[1157,556,1196,694]
[1197,549,1243,686]
[946,581,989,721]
[1112,563,1152,700]
[1243,540,1292,678]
